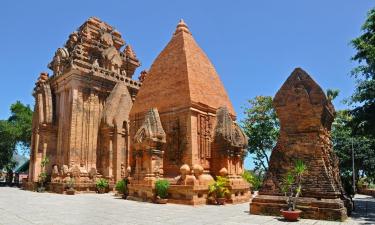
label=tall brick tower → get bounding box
[28,17,141,191]
[128,20,250,204]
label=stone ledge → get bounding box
[249,195,348,221]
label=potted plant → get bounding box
[37,156,49,192]
[66,178,75,195]
[280,159,307,221]
[96,178,109,194]
[208,176,230,205]
[155,179,170,204]
[115,178,129,199]
[37,172,47,192]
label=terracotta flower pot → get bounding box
[280,209,302,221]
[216,198,226,205]
[156,198,168,204]
[97,188,105,194]
[66,189,75,195]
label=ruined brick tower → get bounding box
[250,68,352,220]
[28,17,141,191]
[127,20,250,204]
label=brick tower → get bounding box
[27,17,141,192]
[127,20,250,204]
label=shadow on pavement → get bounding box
[351,195,375,225]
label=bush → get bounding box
[67,178,75,190]
[115,178,129,194]
[96,178,109,193]
[208,176,230,198]
[155,179,170,199]
[242,170,263,191]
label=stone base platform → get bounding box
[23,181,114,194]
[128,183,250,205]
[23,181,38,191]
[249,195,348,221]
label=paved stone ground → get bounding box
[0,187,374,225]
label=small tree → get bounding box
[242,96,279,172]
[242,170,262,191]
[38,156,49,191]
[280,160,307,211]
[0,101,33,170]
[350,7,375,137]
[332,110,375,192]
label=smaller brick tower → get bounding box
[250,68,352,221]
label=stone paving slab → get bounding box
[0,187,373,225]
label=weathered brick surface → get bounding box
[28,18,249,204]
[128,20,249,204]
[250,68,351,221]
[130,20,235,116]
[28,17,140,190]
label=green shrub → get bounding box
[115,179,128,194]
[357,177,367,189]
[208,176,230,198]
[37,156,50,190]
[96,178,109,192]
[242,170,262,191]
[67,178,75,190]
[155,179,170,199]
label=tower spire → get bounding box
[174,19,191,35]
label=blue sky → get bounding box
[0,1,373,168]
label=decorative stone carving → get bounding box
[36,72,49,84]
[192,164,203,178]
[49,48,70,76]
[133,108,166,181]
[101,82,132,127]
[138,70,148,82]
[61,165,69,176]
[250,68,351,221]
[176,164,196,185]
[101,46,123,73]
[33,72,53,125]
[124,45,137,59]
[166,119,186,165]
[71,165,81,178]
[214,107,248,152]
[89,168,97,179]
[51,165,60,182]
[219,167,228,176]
[66,32,78,50]
[134,108,166,144]
[28,72,55,183]
[211,107,247,178]
[47,17,140,78]
[197,114,212,169]
[100,32,114,46]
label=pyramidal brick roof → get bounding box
[130,19,235,116]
